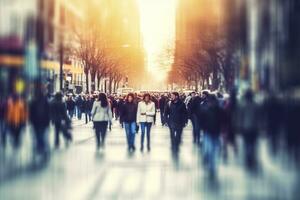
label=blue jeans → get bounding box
[203,133,220,175]
[124,122,136,149]
[140,122,152,149]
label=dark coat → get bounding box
[66,99,76,111]
[164,100,188,128]
[120,102,137,123]
[29,95,50,129]
[50,99,68,124]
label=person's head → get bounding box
[171,92,180,102]
[202,90,209,99]
[191,92,196,97]
[98,93,108,107]
[126,93,135,103]
[143,93,151,103]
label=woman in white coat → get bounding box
[91,93,112,150]
[137,93,156,151]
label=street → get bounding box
[0,117,298,200]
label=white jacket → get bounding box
[137,101,156,123]
[91,101,112,122]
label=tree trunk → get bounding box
[85,71,89,93]
[108,76,112,94]
[97,75,101,91]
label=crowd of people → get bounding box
[1,86,300,177]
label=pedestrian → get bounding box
[75,94,84,120]
[159,95,167,126]
[202,94,224,178]
[91,93,112,150]
[187,92,202,145]
[120,93,138,152]
[0,96,8,148]
[137,93,156,152]
[164,92,188,152]
[5,94,27,148]
[237,89,259,171]
[50,92,72,148]
[151,96,158,125]
[66,96,76,119]
[29,83,51,156]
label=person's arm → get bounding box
[146,102,156,116]
[108,106,113,122]
[182,103,188,125]
[91,102,96,119]
[136,102,141,123]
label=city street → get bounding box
[0,117,298,200]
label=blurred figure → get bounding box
[158,95,167,126]
[83,95,94,124]
[164,92,188,152]
[29,83,51,157]
[137,93,155,152]
[202,94,224,178]
[151,95,158,125]
[187,92,202,145]
[120,93,138,152]
[238,89,259,171]
[0,96,8,148]
[75,94,84,120]
[50,92,72,148]
[222,89,238,161]
[264,93,283,155]
[66,96,76,119]
[117,97,125,128]
[91,93,112,150]
[5,94,27,148]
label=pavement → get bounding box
[0,117,299,200]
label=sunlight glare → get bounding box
[138,0,177,82]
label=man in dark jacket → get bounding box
[75,95,84,120]
[202,94,224,177]
[29,84,51,156]
[66,96,76,119]
[164,92,188,152]
[187,92,202,145]
[50,92,72,148]
[159,95,167,126]
[120,93,138,151]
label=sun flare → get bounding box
[138,0,177,82]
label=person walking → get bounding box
[5,94,28,149]
[120,93,138,152]
[75,95,84,120]
[164,92,188,152]
[29,84,51,156]
[66,96,76,119]
[91,93,112,150]
[0,96,8,148]
[238,89,260,171]
[50,92,72,148]
[159,95,167,126]
[187,92,202,145]
[137,93,155,152]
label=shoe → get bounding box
[140,146,144,152]
[147,146,151,152]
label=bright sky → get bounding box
[138,0,177,82]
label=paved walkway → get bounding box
[0,118,298,200]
